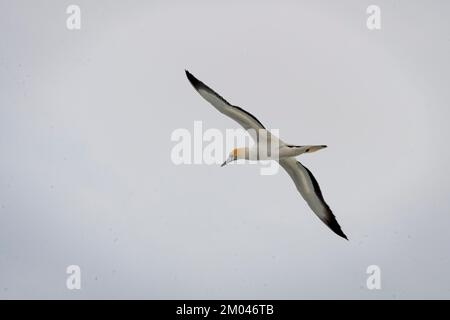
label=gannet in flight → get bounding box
[185,70,348,240]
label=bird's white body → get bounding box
[243,141,327,161]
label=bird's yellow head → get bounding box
[221,148,246,167]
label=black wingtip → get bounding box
[332,222,349,240]
[325,215,349,240]
[185,69,201,89]
[335,228,349,241]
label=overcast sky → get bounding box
[1,0,450,299]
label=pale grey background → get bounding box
[1,0,449,299]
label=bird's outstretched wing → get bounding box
[278,157,348,240]
[185,70,266,131]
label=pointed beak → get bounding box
[221,156,233,167]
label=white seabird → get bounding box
[185,70,348,240]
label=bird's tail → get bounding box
[286,145,327,154]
